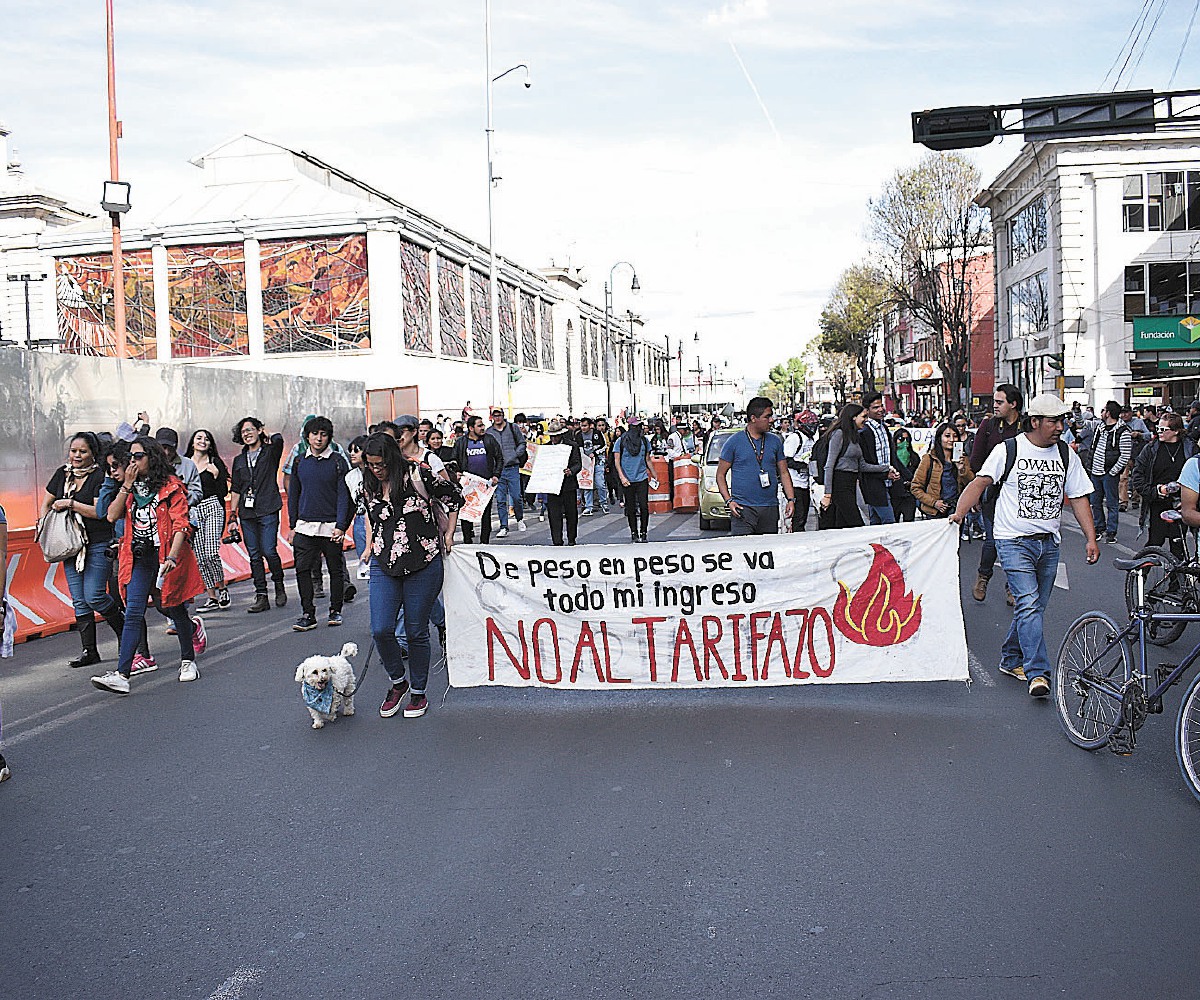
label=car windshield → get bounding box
[705,431,733,464]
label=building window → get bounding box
[1007,270,1049,339]
[1007,196,1047,265]
[1124,264,1146,322]
[261,235,369,354]
[1122,171,1200,232]
[1149,261,1188,315]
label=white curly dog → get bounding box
[294,642,359,729]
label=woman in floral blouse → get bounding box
[363,432,462,719]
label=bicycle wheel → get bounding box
[1054,611,1131,749]
[1122,548,1188,647]
[1175,670,1200,805]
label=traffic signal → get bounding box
[1047,351,1064,372]
[507,365,522,384]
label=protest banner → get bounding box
[443,519,968,689]
[578,454,595,490]
[522,442,539,475]
[459,472,497,525]
[527,444,574,495]
[909,427,935,457]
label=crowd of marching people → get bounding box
[8,387,1194,745]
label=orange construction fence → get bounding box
[5,505,303,645]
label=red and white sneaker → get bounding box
[191,616,207,655]
[130,654,158,675]
[403,694,428,718]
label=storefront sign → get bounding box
[443,522,968,689]
[1159,359,1200,374]
[895,361,943,382]
[1133,316,1200,351]
[1131,386,1155,397]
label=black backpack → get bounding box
[812,430,849,486]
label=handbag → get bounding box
[36,507,87,567]
[408,465,451,556]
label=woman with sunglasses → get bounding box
[363,432,462,720]
[42,431,125,668]
[91,437,206,695]
[1133,411,1196,556]
[185,428,231,612]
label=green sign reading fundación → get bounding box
[1133,315,1200,350]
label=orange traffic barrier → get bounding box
[648,456,672,514]
[4,497,311,645]
[672,458,700,512]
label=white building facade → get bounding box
[10,133,669,422]
[977,130,1200,409]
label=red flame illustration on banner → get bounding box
[832,544,923,646]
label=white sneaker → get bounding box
[497,527,509,538]
[179,659,200,682]
[91,670,130,695]
[356,562,371,580]
[515,520,527,532]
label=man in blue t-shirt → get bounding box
[716,396,795,535]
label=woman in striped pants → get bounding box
[186,429,231,613]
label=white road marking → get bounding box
[206,966,263,1000]
[967,648,995,687]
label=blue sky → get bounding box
[3,0,1195,382]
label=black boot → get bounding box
[247,592,270,614]
[102,607,125,642]
[274,580,288,607]
[68,615,102,668]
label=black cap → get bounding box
[154,427,179,449]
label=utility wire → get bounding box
[1124,0,1172,88]
[1170,0,1200,86]
[1101,0,1156,90]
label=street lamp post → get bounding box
[105,0,127,359]
[484,0,530,411]
[664,333,673,425]
[604,261,639,417]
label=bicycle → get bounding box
[1055,524,1200,804]
[1120,494,1200,646]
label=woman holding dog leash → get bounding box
[90,437,207,695]
[362,432,462,720]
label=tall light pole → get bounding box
[604,261,639,417]
[485,0,530,411]
[664,333,673,424]
[105,0,126,359]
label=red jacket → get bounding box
[116,476,205,608]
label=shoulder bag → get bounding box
[408,464,451,556]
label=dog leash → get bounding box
[348,639,376,696]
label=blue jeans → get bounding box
[1090,471,1121,537]
[583,460,608,513]
[64,540,120,618]
[995,535,1060,681]
[117,546,193,677]
[495,466,523,528]
[395,593,446,650]
[352,515,367,560]
[867,501,895,525]
[242,512,283,594]
[371,556,444,695]
[979,501,998,578]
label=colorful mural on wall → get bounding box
[521,292,537,369]
[438,259,468,358]
[499,283,517,365]
[56,251,157,359]
[260,235,369,354]
[540,299,554,370]
[470,270,491,361]
[401,240,433,354]
[166,243,249,358]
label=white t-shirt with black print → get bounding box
[979,435,1093,543]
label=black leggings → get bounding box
[828,471,864,529]
[548,486,579,545]
[624,481,649,536]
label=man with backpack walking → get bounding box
[951,394,1098,697]
[1090,400,1132,544]
[486,408,528,538]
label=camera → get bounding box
[105,540,120,561]
[131,540,151,560]
[222,526,242,545]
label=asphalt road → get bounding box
[2,503,1198,999]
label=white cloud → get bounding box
[705,0,770,28]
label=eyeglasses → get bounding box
[130,452,147,460]
[364,460,387,470]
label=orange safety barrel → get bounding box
[672,457,700,511]
[648,456,672,513]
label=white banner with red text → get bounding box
[443,519,967,689]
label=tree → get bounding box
[818,263,890,397]
[868,151,991,414]
[762,356,808,409]
[815,347,856,409]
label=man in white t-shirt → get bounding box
[951,394,1098,697]
[782,421,815,531]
